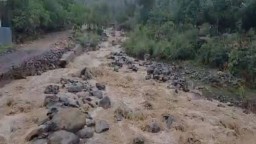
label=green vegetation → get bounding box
[76,31,101,49]
[4,0,136,41]
[0,44,14,53]
[123,0,256,87]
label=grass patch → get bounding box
[0,44,14,54]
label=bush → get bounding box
[229,42,256,85]
[124,25,197,60]
[198,35,236,69]
[76,32,101,48]
[8,0,88,41]
[123,26,156,58]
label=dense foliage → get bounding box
[123,0,256,86]
[2,0,86,41]
[2,0,136,41]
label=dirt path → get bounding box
[0,29,256,144]
[0,31,70,74]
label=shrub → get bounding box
[76,32,100,48]
[229,42,256,85]
[198,37,232,69]
[124,26,198,60]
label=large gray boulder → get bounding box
[95,120,109,133]
[90,90,103,99]
[48,130,79,144]
[77,127,94,138]
[51,108,87,132]
[66,82,83,93]
[98,96,111,109]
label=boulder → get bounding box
[162,114,175,129]
[153,75,160,80]
[58,93,79,107]
[66,82,83,93]
[59,51,75,68]
[131,65,139,72]
[90,90,103,99]
[76,92,90,98]
[44,95,60,108]
[51,108,87,132]
[99,96,111,109]
[96,83,106,90]
[147,67,154,75]
[30,139,47,144]
[95,120,109,133]
[114,66,119,72]
[144,121,161,133]
[77,127,94,138]
[133,136,145,144]
[80,68,92,80]
[59,97,79,108]
[25,125,47,141]
[145,75,151,80]
[48,130,79,144]
[114,102,133,121]
[86,119,95,127]
[44,85,60,94]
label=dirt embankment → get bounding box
[0,31,73,87]
[0,29,256,144]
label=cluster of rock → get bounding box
[146,62,190,92]
[0,49,69,81]
[108,51,139,72]
[26,68,111,144]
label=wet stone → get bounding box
[30,139,47,144]
[153,75,160,80]
[44,85,60,94]
[161,76,169,82]
[80,68,93,80]
[59,97,79,108]
[90,90,103,99]
[99,96,111,109]
[96,83,106,90]
[66,82,83,93]
[48,130,79,144]
[131,65,139,72]
[145,75,151,80]
[86,119,95,127]
[77,127,94,139]
[147,67,154,75]
[51,108,87,132]
[25,125,47,141]
[44,95,59,108]
[144,122,161,133]
[114,66,119,72]
[162,114,175,129]
[95,120,109,133]
[76,92,89,98]
[133,136,145,144]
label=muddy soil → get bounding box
[0,29,256,144]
